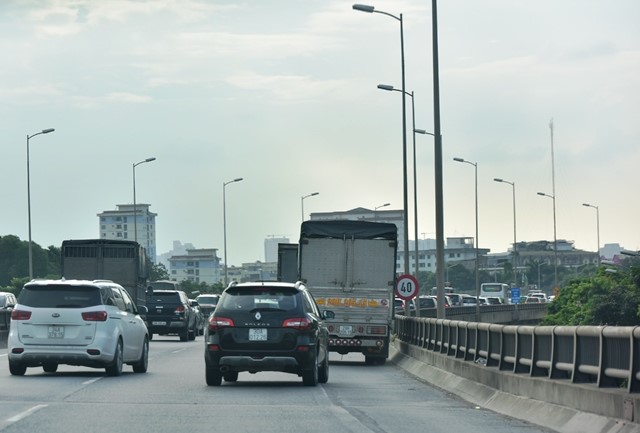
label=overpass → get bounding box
[393,314,640,431]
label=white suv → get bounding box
[8,279,149,376]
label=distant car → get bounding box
[195,293,220,318]
[447,293,465,306]
[0,292,17,311]
[528,293,548,303]
[204,281,334,386]
[524,296,541,304]
[461,296,478,306]
[8,279,149,376]
[146,289,198,341]
[484,296,503,305]
[190,299,205,336]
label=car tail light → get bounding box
[175,305,186,314]
[282,317,312,330]
[11,310,32,321]
[208,316,234,331]
[82,311,108,322]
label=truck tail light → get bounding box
[208,316,234,331]
[11,310,32,321]
[367,325,387,335]
[282,318,312,331]
[82,311,108,322]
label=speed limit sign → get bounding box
[395,274,419,300]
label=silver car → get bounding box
[8,279,149,376]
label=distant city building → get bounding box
[168,248,221,284]
[264,236,290,263]
[157,240,196,270]
[98,203,157,262]
[485,240,599,271]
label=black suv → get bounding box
[204,281,333,386]
[146,289,197,341]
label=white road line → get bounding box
[171,348,186,354]
[7,405,48,423]
[82,377,102,386]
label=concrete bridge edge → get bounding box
[390,339,640,433]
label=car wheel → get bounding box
[223,371,238,382]
[302,349,319,386]
[318,352,329,384]
[105,339,123,377]
[9,361,27,376]
[148,333,153,341]
[180,329,189,342]
[206,368,222,386]
[188,326,196,341]
[42,363,58,373]
[132,337,149,373]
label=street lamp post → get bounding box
[26,128,55,280]
[301,192,319,222]
[582,203,600,264]
[494,178,517,287]
[133,157,156,245]
[453,157,480,321]
[537,191,558,291]
[223,178,243,286]
[353,4,410,279]
[374,202,390,221]
[378,84,433,277]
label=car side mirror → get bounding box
[322,310,335,320]
[137,305,148,315]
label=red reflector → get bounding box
[11,348,24,354]
[367,326,387,335]
[208,344,220,351]
[11,310,32,321]
[282,318,312,330]
[296,346,310,352]
[87,349,101,355]
[208,316,235,331]
[82,311,108,322]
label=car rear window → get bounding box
[149,281,180,290]
[147,292,181,304]
[196,296,219,304]
[220,287,299,311]
[18,285,102,308]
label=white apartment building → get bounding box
[98,203,157,262]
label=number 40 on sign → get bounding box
[395,274,419,300]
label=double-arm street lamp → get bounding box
[378,84,434,277]
[223,178,243,286]
[133,157,156,245]
[494,178,517,287]
[537,191,558,291]
[582,203,600,264]
[27,128,55,280]
[453,157,480,321]
[353,4,410,278]
[301,192,319,222]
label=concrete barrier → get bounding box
[391,336,640,433]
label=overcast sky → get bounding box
[2,0,639,266]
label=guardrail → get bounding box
[395,315,640,393]
[398,303,548,324]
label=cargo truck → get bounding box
[298,220,397,365]
[61,239,150,309]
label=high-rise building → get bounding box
[264,236,290,263]
[98,203,157,262]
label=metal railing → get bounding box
[395,315,640,393]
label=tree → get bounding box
[149,262,170,281]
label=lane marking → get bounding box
[82,377,102,386]
[7,404,48,423]
[171,348,186,354]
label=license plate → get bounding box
[338,325,353,336]
[152,321,166,326]
[48,325,64,339]
[249,328,267,341]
